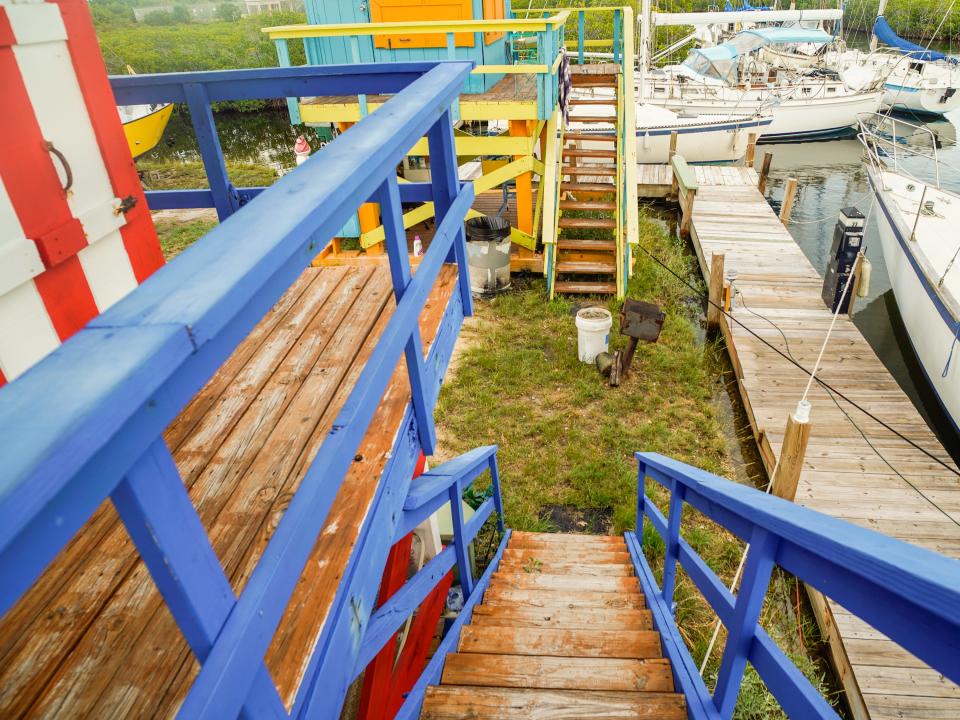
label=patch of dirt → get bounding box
[538,504,614,534]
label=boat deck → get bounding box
[678,170,960,719]
[0,263,459,717]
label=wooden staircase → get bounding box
[419,531,687,719]
[553,65,622,296]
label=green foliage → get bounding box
[216,2,242,22]
[143,5,192,26]
[90,0,136,30]
[97,11,307,76]
[138,160,280,189]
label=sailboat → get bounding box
[635,2,883,142]
[119,103,173,160]
[567,90,772,164]
[860,113,960,432]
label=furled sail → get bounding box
[873,16,949,62]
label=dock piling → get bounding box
[668,131,678,162]
[745,133,757,166]
[771,401,812,502]
[758,152,773,194]
[779,177,798,226]
[706,253,725,332]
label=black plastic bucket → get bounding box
[464,216,511,243]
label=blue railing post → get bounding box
[713,528,779,718]
[183,82,236,220]
[426,110,473,316]
[110,440,287,718]
[614,9,622,65]
[661,480,685,611]
[577,10,585,65]
[489,454,505,533]
[449,481,475,598]
[377,175,437,454]
[635,459,647,543]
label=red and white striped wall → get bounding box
[0,0,164,384]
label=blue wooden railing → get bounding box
[0,62,488,719]
[629,452,960,719]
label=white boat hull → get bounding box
[869,167,960,432]
[641,83,882,141]
[883,83,960,115]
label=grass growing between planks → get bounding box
[436,212,842,718]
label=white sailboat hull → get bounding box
[641,81,882,140]
[869,167,960,432]
[883,83,960,115]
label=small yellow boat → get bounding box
[120,102,173,159]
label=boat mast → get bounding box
[871,0,889,52]
[639,0,652,100]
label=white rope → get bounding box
[697,200,872,676]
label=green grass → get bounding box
[154,218,216,259]
[138,160,279,191]
[436,212,842,718]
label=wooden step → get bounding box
[510,532,626,549]
[554,280,618,295]
[571,76,619,87]
[458,626,662,659]
[569,98,619,106]
[560,199,617,211]
[440,654,675,692]
[490,572,640,594]
[568,114,617,123]
[558,217,616,230]
[556,260,617,275]
[556,238,617,252]
[470,605,653,631]
[561,166,616,177]
[481,587,643,610]
[497,560,631,576]
[563,148,616,159]
[560,182,615,194]
[500,548,631,565]
[564,132,617,143]
[421,686,687,720]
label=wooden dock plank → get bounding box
[0,264,459,717]
[678,171,960,720]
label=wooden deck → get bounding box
[637,164,759,199]
[681,170,960,719]
[0,263,459,717]
[421,531,688,719]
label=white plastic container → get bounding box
[575,307,612,363]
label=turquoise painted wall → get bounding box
[302,0,510,94]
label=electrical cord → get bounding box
[633,240,960,481]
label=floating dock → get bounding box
[650,165,960,719]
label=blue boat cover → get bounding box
[739,27,832,45]
[874,16,948,62]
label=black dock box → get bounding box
[822,207,865,314]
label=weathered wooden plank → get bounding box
[490,572,640,594]
[480,587,646,610]
[458,626,661,659]
[496,560,634,576]
[500,548,632,565]
[441,653,675,692]
[469,605,652,631]
[421,686,687,720]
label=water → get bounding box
[149,103,960,456]
[760,107,960,457]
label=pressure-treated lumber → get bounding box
[421,532,686,718]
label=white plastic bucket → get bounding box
[575,307,612,363]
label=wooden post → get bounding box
[779,177,798,226]
[707,253,725,331]
[668,130,678,161]
[757,151,773,194]
[745,133,757,167]
[771,402,811,502]
[679,187,696,237]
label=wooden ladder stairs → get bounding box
[419,531,687,719]
[554,65,622,297]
